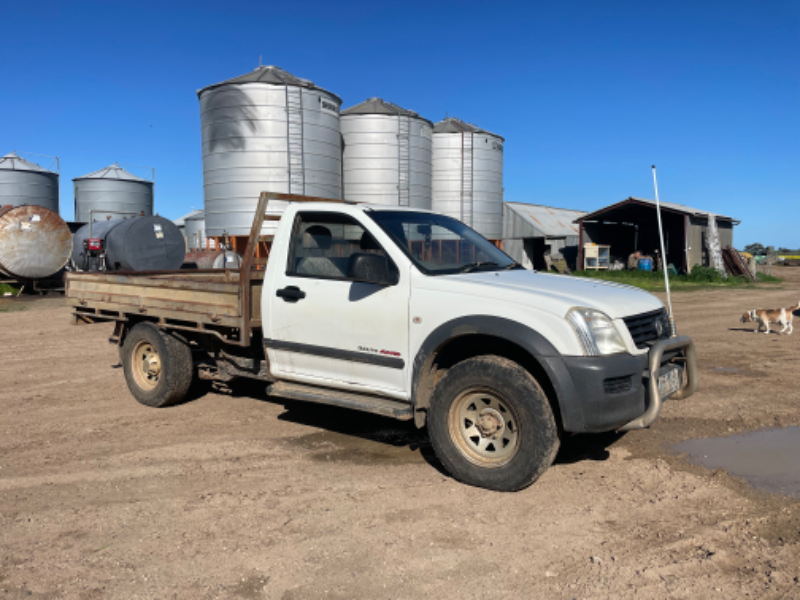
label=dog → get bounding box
[740,300,800,335]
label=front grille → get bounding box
[623,309,670,349]
[604,376,632,394]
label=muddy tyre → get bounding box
[428,355,560,492]
[122,323,193,408]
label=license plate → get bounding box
[658,366,682,400]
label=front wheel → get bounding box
[428,355,560,492]
[122,323,193,408]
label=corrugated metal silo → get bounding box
[341,98,432,208]
[0,152,59,212]
[74,164,154,223]
[184,210,206,250]
[432,118,504,240]
[198,65,342,237]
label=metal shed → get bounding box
[502,202,586,270]
[574,197,739,273]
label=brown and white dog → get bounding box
[740,300,800,335]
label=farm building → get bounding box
[574,197,739,273]
[502,202,586,270]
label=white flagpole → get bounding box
[652,165,675,337]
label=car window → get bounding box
[287,211,393,281]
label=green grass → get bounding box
[0,283,26,312]
[0,283,19,296]
[571,266,784,292]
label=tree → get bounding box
[743,243,765,256]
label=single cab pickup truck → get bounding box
[67,192,697,491]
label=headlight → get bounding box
[566,308,627,356]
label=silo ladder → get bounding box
[286,87,305,195]
[461,132,474,226]
[398,116,410,207]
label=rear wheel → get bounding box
[122,323,193,408]
[428,355,559,492]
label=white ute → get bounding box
[67,193,698,492]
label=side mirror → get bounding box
[347,253,396,285]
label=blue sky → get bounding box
[2,0,798,248]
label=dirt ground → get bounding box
[1,269,799,599]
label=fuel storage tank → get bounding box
[0,205,72,279]
[71,216,184,272]
[74,164,154,223]
[198,65,342,237]
[0,152,59,212]
[341,98,432,208]
[431,117,504,240]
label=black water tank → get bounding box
[72,216,185,271]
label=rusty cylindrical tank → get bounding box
[0,205,73,279]
[183,250,222,269]
[182,250,244,270]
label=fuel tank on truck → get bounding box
[0,205,73,279]
[72,216,185,272]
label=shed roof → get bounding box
[341,98,432,125]
[432,117,503,141]
[0,152,57,174]
[505,202,585,238]
[73,164,153,183]
[576,197,737,223]
[197,65,342,103]
[173,209,204,228]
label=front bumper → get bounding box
[619,335,698,430]
[543,335,698,433]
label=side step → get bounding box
[266,381,413,421]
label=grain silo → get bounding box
[184,210,206,250]
[198,65,342,238]
[431,117,504,240]
[341,98,432,209]
[74,164,154,223]
[0,152,59,213]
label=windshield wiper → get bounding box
[459,261,500,273]
[502,262,523,270]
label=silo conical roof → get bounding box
[0,152,57,174]
[197,65,342,102]
[342,98,433,125]
[73,164,152,184]
[432,117,504,141]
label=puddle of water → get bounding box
[674,427,800,498]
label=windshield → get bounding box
[366,210,519,275]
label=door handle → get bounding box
[276,286,306,302]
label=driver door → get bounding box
[267,211,410,399]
